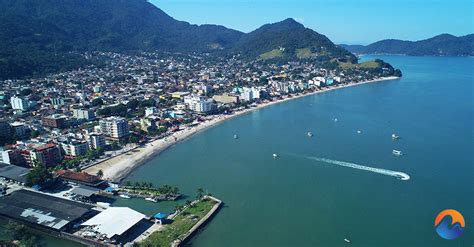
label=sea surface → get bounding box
[9,55,472,246]
[122,55,473,247]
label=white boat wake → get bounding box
[296,155,410,181]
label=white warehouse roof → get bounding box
[81,207,145,238]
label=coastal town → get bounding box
[0,51,400,246]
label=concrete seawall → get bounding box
[172,196,222,247]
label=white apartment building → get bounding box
[99,117,129,139]
[73,109,96,121]
[10,96,35,111]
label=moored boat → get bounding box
[120,194,131,199]
[145,197,157,203]
[392,150,403,156]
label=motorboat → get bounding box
[392,134,400,140]
[119,194,131,199]
[234,134,238,139]
[145,197,157,203]
[273,153,278,158]
[357,130,362,134]
[307,132,313,137]
[344,238,351,243]
[392,150,403,156]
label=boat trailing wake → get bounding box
[294,155,410,181]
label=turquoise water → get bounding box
[122,55,473,246]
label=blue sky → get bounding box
[150,0,473,45]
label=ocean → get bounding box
[122,55,473,247]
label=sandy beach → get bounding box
[84,76,399,182]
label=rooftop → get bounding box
[0,163,29,183]
[0,190,93,230]
[81,207,145,239]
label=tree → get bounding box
[91,98,104,107]
[5,221,40,246]
[96,169,104,178]
[26,165,52,186]
[124,181,132,187]
[134,181,141,188]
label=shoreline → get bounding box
[84,76,400,182]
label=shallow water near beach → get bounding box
[121,55,474,247]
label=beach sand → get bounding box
[84,76,399,182]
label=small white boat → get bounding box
[357,130,362,134]
[120,194,131,199]
[392,134,400,140]
[234,134,238,139]
[307,132,313,137]
[145,197,157,203]
[392,150,403,156]
[273,153,278,158]
[334,118,338,122]
[344,238,351,243]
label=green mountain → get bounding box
[234,18,356,63]
[0,0,244,79]
[341,34,474,56]
[0,0,357,80]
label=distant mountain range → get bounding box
[341,34,474,56]
[0,0,354,79]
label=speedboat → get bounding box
[392,134,400,140]
[334,118,338,122]
[120,194,131,199]
[234,134,238,139]
[357,130,362,134]
[145,197,157,203]
[344,238,351,243]
[273,153,278,158]
[392,150,403,156]
[307,132,313,137]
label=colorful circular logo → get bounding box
[434,209,465,240]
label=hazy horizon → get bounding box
[150,0,474,45]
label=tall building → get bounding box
[73,109,96,121]
[10,96,35,111]
[30,143,62,167]
[42,114,68,129]
[99,117,129,139]
[185,96,215,113]
[0,121,12,139]
[88,133,106,150]
[10,122,28,138]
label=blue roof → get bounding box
[153,212,168,219]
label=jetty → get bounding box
[136,196,222,246]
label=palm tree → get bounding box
[147,182,153,188]
[96,169,104,178]
[124,181,132,187]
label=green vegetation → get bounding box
[259,49,283,60]
[296,48,316,58]
[4,221,43,247]
[0,0,243,79]
[122,182,180,198]
[339,60,380,69]
[138,198,217,247]
[342,34,474,56]
[26,165,52,186]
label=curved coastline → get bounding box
[84,76,400,183]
